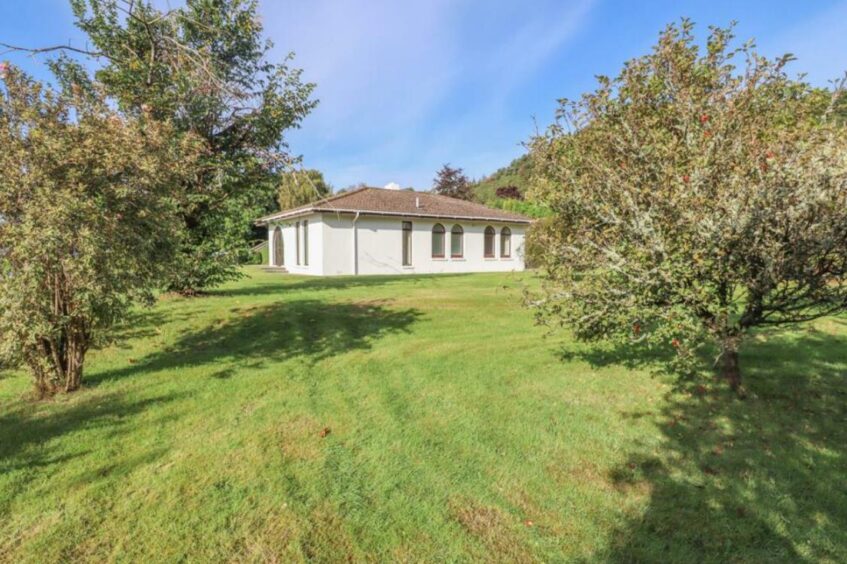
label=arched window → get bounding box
[432,223,445,258]
[484,226,495,258]
[500,226,511,258]
[272,226,284,266]
[451,225,464,258]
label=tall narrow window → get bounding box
[272,226,284,266]
[402,221,412,266]
[295,221,301,265]
[484,226,495,258]
[500,226,511,258]
[432,223,445,258]
[303,219,309,266]
[451,225,464,258]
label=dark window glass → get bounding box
[303,219,309,266]
[451,225,463,258]
[484,226,495,257]
[273,226,284,266]
[432,223,445,258]
[295,221,300,265]
[500,226,511,258]
[402,221,412,266]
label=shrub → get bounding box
[0,67,200,395]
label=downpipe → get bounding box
[352,211,360,275]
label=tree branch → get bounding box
[0,41,110,61]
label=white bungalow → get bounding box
[257,186,531,276]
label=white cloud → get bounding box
[260,0,595,188]
[261,0,461,141]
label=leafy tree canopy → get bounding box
[495,185,523,200]
[49,0,317,294]
[529,21,847,394]
[277,169,332,210]
[432,164,474,201]
[0,66,202,395]
[471,154,534,203]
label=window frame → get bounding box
[431,223,446,258]
[402,221,413,266]
[500,226,512,258]
[295,221,301,265]
[450,224,464,258]
[484,226,496,258]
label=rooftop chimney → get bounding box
[415,196,421,209]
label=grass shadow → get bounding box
[597,326,847,562]
[0,390,183,514]
[103,308,184,351]
[557,340,677,372]
[89,299,421,385]
[209,272,477,298]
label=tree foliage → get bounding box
[57,0,316,294]
[471,154,534,203]
[432,164,474,201]
[0,67,201,395]
[495,185,523,200]
[529,21,847,393]
[277,169,332,210]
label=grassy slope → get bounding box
[1,269,846,562]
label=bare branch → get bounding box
[0,41,110,60]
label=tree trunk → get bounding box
[719,341,744,397]
[27,328,88,396]
[29,357,58,398]
[721,349,740,389]
[63,326,87,392]
[64,350,84,392]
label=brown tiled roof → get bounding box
[257,187,532,224]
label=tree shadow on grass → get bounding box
[0,390,183,514]
[105,309,183,350]
[557,340,677,372]
[89,299,422,385]
[209,272,477,298]
[594,325,847,562]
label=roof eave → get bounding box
[255,207,316,225]
[257,207,532,225]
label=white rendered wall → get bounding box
[318,214,525,276]
[267,213,324,275]
[322,214,356,275]
[269,212,526,276]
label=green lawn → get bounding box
[1,269,846,562]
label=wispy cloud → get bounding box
[4,1,845,191]
[261,0,595,188]
[262,0,461,141]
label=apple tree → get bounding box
[528,22,847,393]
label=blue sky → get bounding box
[2,1,846,189]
